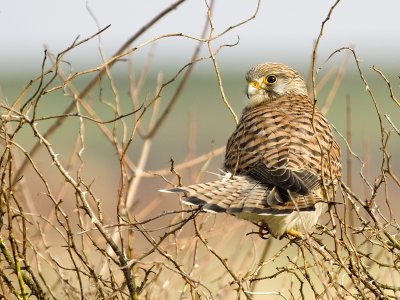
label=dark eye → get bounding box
[266,75,277,84]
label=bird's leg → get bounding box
[286,228,304,239]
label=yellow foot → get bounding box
[286,228,304,239]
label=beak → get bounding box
[246,84,259,99]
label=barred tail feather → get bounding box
[160,175,316,216]
[160,176,252,213]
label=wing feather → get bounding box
[224,94,341,210]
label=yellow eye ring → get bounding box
[264,75,277,84]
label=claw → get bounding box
[258,225,270,239]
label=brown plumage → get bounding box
[161,62,341,238]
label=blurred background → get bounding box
[1,0,399,219]
[1,0,400,215]
[1,0,400,72]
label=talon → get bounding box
[286,228,304,239]
[258,225,270,239]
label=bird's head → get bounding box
[245,62,308,107]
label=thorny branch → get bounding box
[0,1,399,299]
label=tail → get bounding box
[159,173,315,215]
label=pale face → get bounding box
[245,63,308,108]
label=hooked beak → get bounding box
[246,83,259,99]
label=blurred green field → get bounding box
[1,66,399,208]
[2,67,399,160]
[1,65,400,298]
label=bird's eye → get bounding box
[265,75,277,84]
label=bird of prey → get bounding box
[161,62,341,239]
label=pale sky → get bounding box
[1,0,399,73]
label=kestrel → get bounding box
[161,62,341,239]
